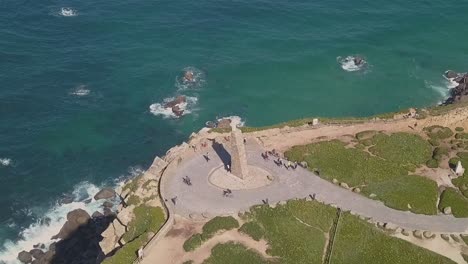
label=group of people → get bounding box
[261,150,298,170]
[182,175,192,186]
[223,188,232,197]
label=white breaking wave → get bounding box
[217,116,245,127]
[175,67,206,90]
[0,182,109,264]
[149,96,198,118]
[337,56,367,72]
[70,85,90,97]
[0,158,11,167]
[425,80,449,98]
[60,7,77,17]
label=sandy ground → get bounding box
[393,232,467,264]
[141,215,270,264]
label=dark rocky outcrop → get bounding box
[94,188,116,200]
[18,250,32,263]
[52,209,91,240]
[92,211,104,218]
[102,201,113,208]
[217,119,232,129]
[443,70,468,105]
[29,249,44,260]
[164,96,186,117]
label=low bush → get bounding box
[424,126,454,140]
[438,189,468,218]
[184,216,239,252]
[426,159,439,168]
[239,222,265,241]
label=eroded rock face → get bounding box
[94,188,116,200]
[18,250,32,263]
[52,209,91,240]
[445,70,459,79]
[29,248,44,260]
[217,119,232,129]
[443,70,468,105]
[164,95,186,109]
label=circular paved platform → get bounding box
[208,165,274,190]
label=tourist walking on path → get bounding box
[203,152,210,162]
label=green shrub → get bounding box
[426,159,439,168]
[184,233,204,252]
[203,242,270,264]
[438,189,468,217]
[424,126,454,140]
[433,147,449,161]
[203,216,239,237]
[428,139,440,146]
[449,157,461,168]
[122,205,165,243]
[455,133,468,140]
[102,236,145,264]
[239,222,265,241]
[126,195,141,206]
[456,127,465,132]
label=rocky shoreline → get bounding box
[444,70,468,105]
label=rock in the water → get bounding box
[217,119,231,129]
[172,105,184,117]
[29,249,44,260]
[18,250,32,263]
[94,188,115,200]
[92,211,104,219]
[84,198,92,204]
[103,201,113,208]
[60,196,74,204]
[103,207,115,217]
[52,209,91,240]
[164,95,186,109]
[443,206,452,215]
[445,70,459,79]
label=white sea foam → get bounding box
[60,7,77,17]
[149,96,198,118]
[0,158,11,167]
[70,85,90,97]
[426,80,449,98]
[337,56,367,72]
[217,116,245,127]
[175,67,206,90]
[0,181,108,264]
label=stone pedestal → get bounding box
[230,128,249,179]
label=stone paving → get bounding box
[163,141,468,233]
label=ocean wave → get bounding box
[149,96,198,118]
[0,158,12,167]
[70,85,90,97]
[425,80,449,98]
[0,181,112,264]
[337,56,367,72]
[60,7,77,17]
[175,67,206,90]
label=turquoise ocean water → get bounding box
[1,0,468,261]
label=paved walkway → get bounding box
[163,141,468,233]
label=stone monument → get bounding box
[455,161,465,176]
[230,122,249,179]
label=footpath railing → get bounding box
[323,208,342,264]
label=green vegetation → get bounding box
[369,133,432,166]
[438,188,468,217]
[455,133,468,140]
[242,200,336,264]
[426,159,439,168]
[203,243,271,264]
[423,126,454,140]
[126,195,141,206]
[142,179,156,190]
[433,146,449,161]
[285,135,438,215]
[102,236,146,264]
[355,130,378,141]
[184,216,239,252]
[456,127,465,132]
[239,222,265,241]
[122,175,143,193]
[451,152,468,195]
[331,213,454,264]
[122,205,165,243]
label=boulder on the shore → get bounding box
[445,70,459,79]
[92,211,104,219]
[94,188,115,200]
[52,209,91,240]
[29,249,44,260]
[18,250,32,263]
[103,201,113,208]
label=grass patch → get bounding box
[369,133,432,165]
[203,242,272,264]
[184,216,239,252]
[424,125,454,140]
[243,200,336,264]
[355,130,378,141]
[126,195,141,206]
[426,159,439,168]
[102,236,145,264]
[122,205,165,243]
[331,213,455,264]
[142,179,156,190]
[438,188,468,217]
[285,136,438,215]
[456,127,465,132]
[239,222,265,241]
[455,133,468,140]
[122,175,143,193]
